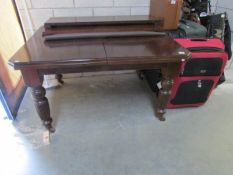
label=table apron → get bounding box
[38,63,175,75]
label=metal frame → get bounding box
[0,90,14,120]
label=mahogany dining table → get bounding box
[9,16,190,132]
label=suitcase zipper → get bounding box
[187,47,224,52]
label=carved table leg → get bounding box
[156,63,180,121]
[55,74,64,84]
[32,86,55,133]
[156,79,174,121]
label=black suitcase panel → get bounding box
[171,80,215,105]
[182,57,223,76]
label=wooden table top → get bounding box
[9,28,190,70]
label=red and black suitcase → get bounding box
[176,38,227,77]
[167,38,228,108]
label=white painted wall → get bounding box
[15,0,233,39]
[15,0,151,39]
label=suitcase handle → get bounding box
[187,47,223,52]
[190,38,208,42]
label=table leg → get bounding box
[156,63,180,121]
[156,79,174,121]
[55,74,64,84]
[31,86,55,133]
[21,69,55,132]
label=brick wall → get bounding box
[16,0,233,39]
[15,0,151,39]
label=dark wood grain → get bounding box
[32,85,55,132]
[8,16,190,132]
[105,37,188,64]
[20,68,54,132]
[150,0,183,29]
[156,63,181,121]
[43,16,163,36]
[10,29,189,70]
[43,24,159,36]
[44,31,166,41]
[44,15,162,28]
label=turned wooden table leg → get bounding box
[21,69,55,132]
[156,63,180,121]
[55,74,64,84]
[32,86,55,133]
[156,79,174,121]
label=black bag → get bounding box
[169,20,207,38]
[180,20,207,38]
[220,17,232,85]
[224,17,232,59]
[182,0,210,22]
[139,70,161,95]
[190,0,210,16]
[203,13,232,85]
[206,13,232,59]
[207,13,226,40]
